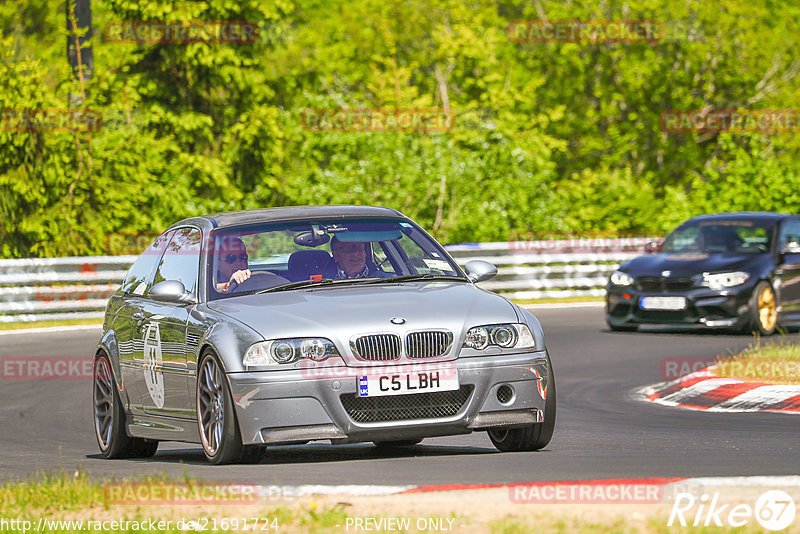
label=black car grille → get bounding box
[406,331,453,358]
[340,385,473,423]
[352,334,402,361]
[636,277,695,293]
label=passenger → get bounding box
[216,237,251,292]
[326,236,385,279]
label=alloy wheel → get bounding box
[758,285,777,332]
[93,357,114,450]
[198,357,225,456]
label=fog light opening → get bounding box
[496,384,515,405]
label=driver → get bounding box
[215,237,251,292]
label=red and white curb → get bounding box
[639,368,800,413]
[255,476,800,497]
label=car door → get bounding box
[139,227,202,418]
[117,231,173,416]
[775,218,800,321]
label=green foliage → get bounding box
[2,0,800,257]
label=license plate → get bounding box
[357,370,459,397]
[640,296,687,310]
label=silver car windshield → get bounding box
[208,218,464,299]
[661,221,774,255]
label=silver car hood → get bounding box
[206,282,519,356]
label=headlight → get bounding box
[702,271,749,290]
[610,270,634,286]
[244,338,339,366]
[463,324,535,351]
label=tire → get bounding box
[745,281,778,335]
[373,439,422,448]
[488,354,556,452]
[93,353,158,459]
[608,322,638,332]
[197,350,245,464]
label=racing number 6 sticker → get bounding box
[143,323,165,409]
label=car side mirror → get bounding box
[644,240,662,254]
[149,280,195,304]
[782,241,800,254]
[464,260,498,283]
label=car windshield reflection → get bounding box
[661,222,774,255]
[209,218,466,298]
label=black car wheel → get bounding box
[488,354,556,452]
[197,350,246,464]
[746,281,777,335]
[93,353,158,458]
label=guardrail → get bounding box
[0,238,655,323]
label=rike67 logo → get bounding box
[669,490,796,531]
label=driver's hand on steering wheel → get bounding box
[225,269,251,292]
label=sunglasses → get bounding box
[223,254,248,264]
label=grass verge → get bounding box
[0,318,102,331]
[2,470,794,533]
[512,296,604,305]
[712,336,800,385]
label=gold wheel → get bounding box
[757,285,777,332]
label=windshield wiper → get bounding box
[256,277,380,294]
[368,273,468,284]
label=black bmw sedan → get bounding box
[606,212,800,335]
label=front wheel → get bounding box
[197,351,245,464]
[746,281,777,336]
[93,353,158,458]
[488,355,556,452]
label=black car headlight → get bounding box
[463,323,535,351]
[244,338,339,366]
[700,271,749,290]
[610,270,634,286]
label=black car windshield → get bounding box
[661,220,774,255]
[208,218,464,299]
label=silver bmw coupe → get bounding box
[93,206,556,464]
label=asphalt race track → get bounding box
[1,305,797,485]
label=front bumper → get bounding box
[605,283,754,328]
[228,351,550,446]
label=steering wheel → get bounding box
[227,272,290,293]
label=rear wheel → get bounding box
[488,355,556,452]
[197,351,245,464]
[746,282,777,335]
[93,353,158,459]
